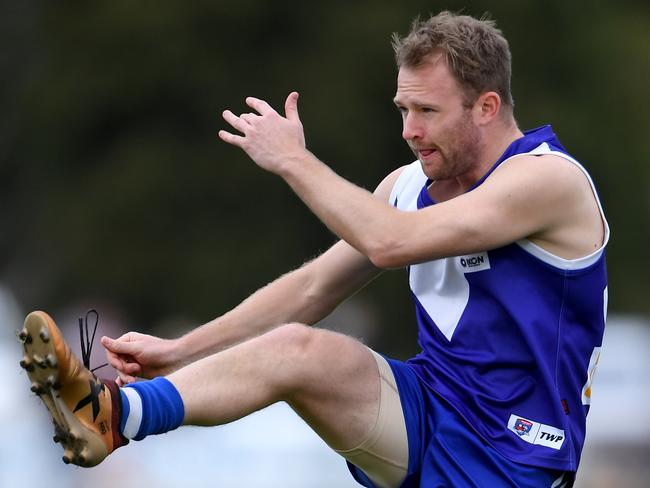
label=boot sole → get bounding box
[19,312,109,467]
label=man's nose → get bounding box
[402,113,422,141]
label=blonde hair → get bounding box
[392,11,514,108]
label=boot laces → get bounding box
[79,309,108,373]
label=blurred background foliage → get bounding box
[1,0,648,356]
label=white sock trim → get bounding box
[122,386,143,440]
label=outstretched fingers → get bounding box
[284,91,301,122]
[222,109,250,133]
[218,129,246,147]
[219,109,252,147]
[218,93,306,172]
[245,96,275,115]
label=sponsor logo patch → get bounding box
[514,418,533,436]
[458,252,491,273]
[507,414,565,450]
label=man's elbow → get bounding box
[366,240,408,269]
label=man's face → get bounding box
[393,54,483,181]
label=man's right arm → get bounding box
[182,239,383,361]
[102,241,381,383]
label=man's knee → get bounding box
[261,323,319,391]
[262,323,366,395]
[267,322,315,358]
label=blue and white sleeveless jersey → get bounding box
[390,125,609,471]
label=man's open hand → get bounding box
[218,92,307,175]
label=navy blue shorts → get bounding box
[348,357,573,488]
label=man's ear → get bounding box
[474,91,502,125]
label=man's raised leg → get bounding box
[164,323,409,487]
[21,313,408,486]
[171,323,379,448]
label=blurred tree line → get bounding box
[1,0,648,357]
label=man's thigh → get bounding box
[277,326,408,488]
[335,350,409,488]
[283,325,384,450]
[177,323,410,487]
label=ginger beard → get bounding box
[410,107,484,182]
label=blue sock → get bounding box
[118,377,185,441]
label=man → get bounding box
[20,11,607,487]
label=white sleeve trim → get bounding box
[514,143,610,270]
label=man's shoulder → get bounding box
[492,152,590,190]
[383,162,427,207]
[388,161,421,182]
[375,162,421,202]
